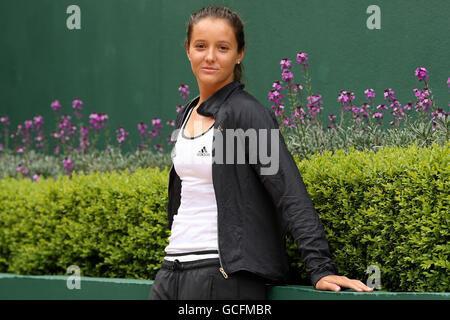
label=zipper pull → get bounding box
[219,267,228,279]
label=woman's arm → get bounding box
[239,97,372,292]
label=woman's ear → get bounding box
[238,46,246,63]
[185,44,191,61]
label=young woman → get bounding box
[149,5,373,300]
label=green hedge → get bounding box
[0,168,170,279]
[0,143,448,292]
[288,142,449,292]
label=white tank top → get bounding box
[164,106,219,262]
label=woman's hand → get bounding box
[315,275,374,292]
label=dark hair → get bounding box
[185,6,246,82]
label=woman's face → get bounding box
[186,17,245,90]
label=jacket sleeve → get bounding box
[241,100,339,287]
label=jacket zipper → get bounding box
[213,128,228,280]
[217,215,228,279]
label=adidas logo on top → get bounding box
[197,146,210,156]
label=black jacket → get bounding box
[167,80,338,286]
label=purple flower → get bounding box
[167,135,176,146]
[364,89,376,101]
[389,100,405,125]
[403,102,413,111]
[447,77,450,88]
[338,90,355,104]
[72,99,83,110]
[280,58,292,70]
[33,115,44,131]
[57,114,77,140]
[116,127,129,147]
[413,88,433,113]
[283,118,295,128]
[72,99,83,119]
[15,124,23,135]
[51,100,61,112]
[414,67,429,82]
[268,90,284,104]
[81,126,89,137]
[35,135,44,150]
[376,104,388,111]
[167,120,175,127]
[372,112,383,119]
[384,88,396,101]
[431,108,447,121]
[338,90,355,112]
[293,83,303,92]
[272,81,283,91]
[33,174,40,182]
[149,129,160,137]
[296,52,310,66]
[353,103,370,121]
[152,118,163,128]
[24,120,34,131]
[178,84,190,100]
[17,164,28,175]
[281,69,294,82]
[272,105,285,117]
[292,106,307,120]
[413,88,431,108]
[154,144,163,152]
[327,113,337,129]
[89,112,108,131]
[307,95,323,106]
[138,122,148,135]
[63,157,74,173]
[306,94,323,119]
[77,125,90,152]
[0,116,10,126]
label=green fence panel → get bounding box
[1,273,448,300]
[1,0,449,153]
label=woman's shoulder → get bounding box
[229,89,264,110]
[227,89,278,129]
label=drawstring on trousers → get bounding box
[171,259,183,271]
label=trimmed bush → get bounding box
[0,167,170,280]
[0,143,448,291]
[288,142,449,292]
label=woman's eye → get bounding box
[220,46,229,50]
[195,44,205,48]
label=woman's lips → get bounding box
[201,67,218,73]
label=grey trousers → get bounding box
[149,258,267,300]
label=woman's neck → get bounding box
[195,79,235,110]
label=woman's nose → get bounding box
[205,47,216,62]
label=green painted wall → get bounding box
[1,273,449,300]
[1,0,449,153]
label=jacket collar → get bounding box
[192,80,244,117]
